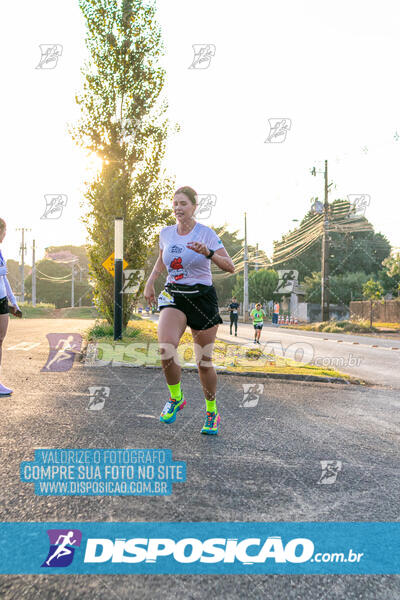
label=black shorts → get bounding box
[0,297,9,315]
[253,323,263,330]
[159,283,223,331]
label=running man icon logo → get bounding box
[194,194,217,220]
[265,118,292,143]
[35,44,63,69]
[41,529,82,568]
[317,460,342,485]
[40,194,68,219]
[87,386,110,411]
[188,44,216,69]
[41,333,82,372]
[346,194,370,220]
[275,270,298,294]
[241,383,264,408]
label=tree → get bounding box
[70,0,176,327]
[303,271,373,305]
[273,199,391,280]
[362,279,384,328]
[232,269,278,305]
[379,253,400,297]
[362,279,384,300]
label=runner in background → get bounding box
[250,302,266,344]
[273,300,280,325]
[144,186,235,435]
[228,296,239,336]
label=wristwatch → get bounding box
[205,248,215,259]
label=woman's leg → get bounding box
[157,307,187,385]
[191,324,219,401]
[0,313,9,369]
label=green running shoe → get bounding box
[159,395,186,424]
[201,411,221,435]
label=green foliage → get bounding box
[305,319,378,333]
[362,279,384,300]
[303,271,373,305]
[378,253,400,296]
[274,199,391,279]
[232,269,278,304]
[70,0,176,327]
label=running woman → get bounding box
[144,186,235,435]
[250,302,266,344]
[0,218,22,396]
[228,296,239,336]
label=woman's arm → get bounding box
[4,276,19,309]
[209,248,235,274]
[146,249,166,285]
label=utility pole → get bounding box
[255,243,259,271]
[16,227,31,303]
[71,263,75,307]
[78,266,82,307]
[32,240,36,306]
[243,212,249,323]
[321,159,330,321]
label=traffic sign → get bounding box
[102,252,128,276]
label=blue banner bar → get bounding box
[0,522,399,574]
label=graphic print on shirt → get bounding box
[170,244,184,254]
[169,256,188,281]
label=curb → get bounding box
[79,352,363,386]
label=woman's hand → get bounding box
[186,242,209,256]
[0,266,8,276]
[144,282,156,306]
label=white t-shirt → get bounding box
[159,222,224,285]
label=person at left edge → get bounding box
[0,218,22,396]
[144,186,235,435]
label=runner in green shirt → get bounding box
[250,302,266,344]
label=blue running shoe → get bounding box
[201,411,221,435]
[160,395,186,424]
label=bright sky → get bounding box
[1,0,400,265]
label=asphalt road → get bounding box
[144,314,400,388]
[1,319,399,599]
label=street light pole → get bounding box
[32,240,36,306]
[243,212,249,323]
[114,217,124,340]
[321,159,330,321]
